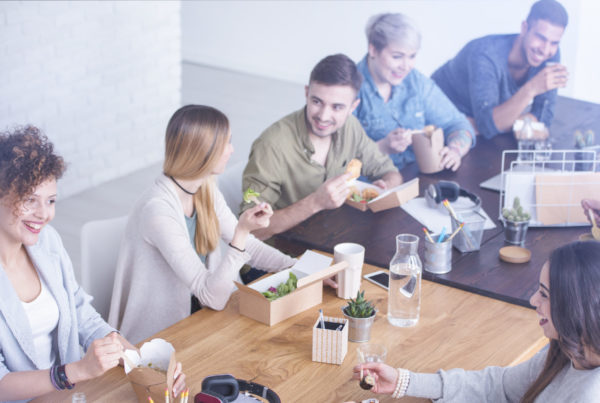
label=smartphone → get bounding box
[363,270,389,290]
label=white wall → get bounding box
[0,1,181,197]
[182,0,599,104]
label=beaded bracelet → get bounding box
[391,368,410,399]
[228,242,246,253]
[57,364,75,390]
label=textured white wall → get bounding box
[182,0,598,103]
[0,1,181,197]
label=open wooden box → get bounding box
[235,251,347,326]
[345,178,419,213]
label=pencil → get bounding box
[442,199,459,221]
[437,227,447,243]
[422,227,434,243]
[165,388,169,403]
[446,223,464,241]
[148,397,154,403]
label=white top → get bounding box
[408,345,600,402]
[21,275,59,369]
[108,175,297,344]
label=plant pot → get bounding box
[503,219,530,245]
[342,307,377,343]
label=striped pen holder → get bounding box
[312,316,348,365]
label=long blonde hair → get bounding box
[163,105,230,255]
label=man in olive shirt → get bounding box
[242,54,402,240]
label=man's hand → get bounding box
[378,128,412,154]
[582,199,600,224]
[312,173,352,210]
[526,63,568,97]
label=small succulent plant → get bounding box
[502,197,531,222]
[344,290,375,318]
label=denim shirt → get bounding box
[432,34,559,139]
[354,56,474,170]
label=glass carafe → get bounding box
[388,234,422,327]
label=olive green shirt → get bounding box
[241,107,398,212]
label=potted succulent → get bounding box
[502,197,531,245]
[342,290,377,342]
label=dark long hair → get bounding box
[522,241,600,402]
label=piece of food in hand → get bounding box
[243,187,261,204]
[345,159,362,181]
[262,272,298,300]
[360,374,375,390]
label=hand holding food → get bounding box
[352,362,399,395]
[380,128,412,154]
[313,174,351,210]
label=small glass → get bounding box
[357,343,387,363]
[72,392,86,403]
[534,140,553,162]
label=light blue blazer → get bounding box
[0,225,114,402]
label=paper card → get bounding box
[503,171,538,222]
[535,172,600,225]
[247,251,333,292]
[401,197,496,234]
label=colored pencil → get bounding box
[446,223,464,241]
[437,227,447,243]
[422,227,434,243]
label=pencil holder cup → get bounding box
[423,235,452,274]
[451,211,485,252]
[312,316,348,365]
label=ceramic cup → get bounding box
[334,243,365,299]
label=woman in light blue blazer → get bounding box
[0,126,185,402]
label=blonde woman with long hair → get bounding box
[109,105,296,343]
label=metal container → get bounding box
[503,220,530,245]
[423,235,452,274]
[342,308,377,343]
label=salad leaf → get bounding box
[262,272,298,300]
[243,187,261,204]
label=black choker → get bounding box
[169,176,196,195]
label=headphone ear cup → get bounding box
[432,182,442,204]
[195,391,228,403]
[439,180,460,202]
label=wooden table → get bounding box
[37,259,547,403]
[274,96,600,307]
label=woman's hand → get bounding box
[238,202,273,233]
[172,362,187,397]
[582,199,600,224]
[439,146,462,171]
[378,128,412,154]
[67,333,123,383]
[351,362,399,395]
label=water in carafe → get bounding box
[388,234,422,327]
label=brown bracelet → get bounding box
[228,242,245,253]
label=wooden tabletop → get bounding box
[37,258,547,403]
[274,96,600,307]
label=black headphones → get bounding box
[425,180,481,210]
[195,374,281,403]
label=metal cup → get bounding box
[503,220,529,245]
[423,235,452,274]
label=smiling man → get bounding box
[431,0,569,139]
[241,54,402,240]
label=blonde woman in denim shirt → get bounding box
[354,13,475,172]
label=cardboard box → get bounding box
[412,128,444,174]
[345,178,419,213]
[123,338,176,403]
[312,316,348,365]
[235,251,348,326]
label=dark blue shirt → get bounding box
[354,56,474,170]
[432,34,559,139]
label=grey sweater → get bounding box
[407,346,600,402]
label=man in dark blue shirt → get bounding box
[432,0,569,139]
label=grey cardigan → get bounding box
[0,225,115,403]
[108,175,296,344]
[408,345,600,402]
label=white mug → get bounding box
[334,243,365,299]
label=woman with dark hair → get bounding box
[351,241,600,402]
[0,126,185,402]
[108,105,296,344]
